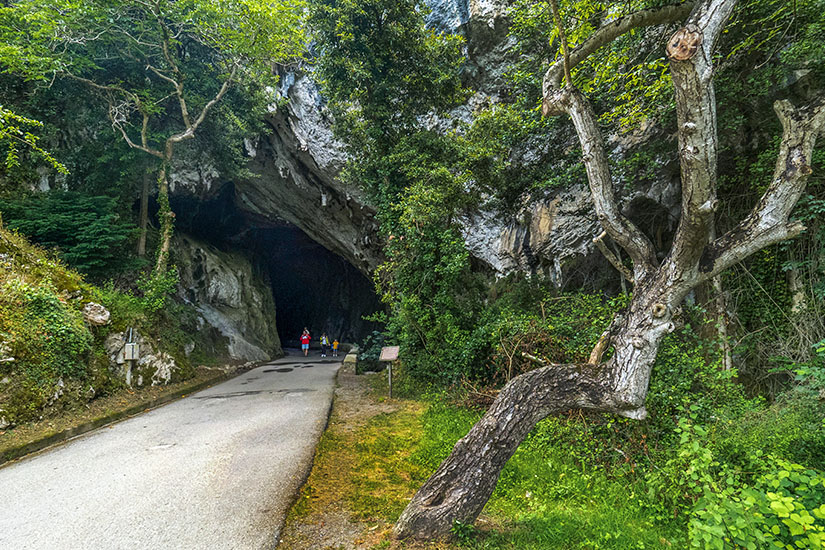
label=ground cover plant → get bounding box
[322,278,823,548]
[0,221,203,427]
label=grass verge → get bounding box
[280,370,686,549]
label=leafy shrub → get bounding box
[0,279,93,423]
[136,267,179,313]
[483,289,628,385]
[690,458,825,549]
[357,330,385,373]
[646,410,825,549]
[713,394,825,473]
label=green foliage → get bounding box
[0,219,205,427]
[310,0,483,385]
[0,192,142,279]
[136,267,180,313]
[0,279,91,379]
[509,0,678,128]
[0,105,66,174]
[414,399,686,549]
[691,462,825,549]
[0,279,93,423]
[1,0,306,89]
[0,0,306,215]
[356,330,385,373]
[657,418,825,549]
[459,104,571,214]
[713,393,825,472]
[480,287,626,384]
[450,520,478,544]
[309,0,465,145]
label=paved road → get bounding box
[0,352,340,550]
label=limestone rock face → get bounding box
[174,234,281,362]
[104,332,180,387]
[82,302,111,326]
[235,92,382,275]
[463,173,680,280]
[167,1,679,286]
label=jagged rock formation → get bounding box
[169,0,679,285]
[174,234,281,362]
[104,331,180,388]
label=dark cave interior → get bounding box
[171,184,383,347]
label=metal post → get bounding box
[378,346,400,400]
[126,327,133,387]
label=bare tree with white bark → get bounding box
[394,0,825,540]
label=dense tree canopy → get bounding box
[1,0,307,273]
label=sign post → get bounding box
[123,327,140,387]
[379,346,400,398]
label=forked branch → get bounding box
[699,96,825,281]
[593,231,634,284]
[548,88,659,276]
[543,2,696,96]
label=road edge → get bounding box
[0,363,263,467]
[271,360,346,549]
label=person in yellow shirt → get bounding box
[332,338,339,357]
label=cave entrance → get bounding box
[246,225,383,347]
[171,184,383,349]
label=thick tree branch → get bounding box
[395,364,616,540]
[548,88,659,277]
[111,117,163,159]
[663,0,737,279]
[542,2,696,99]
[699,96,825,281]
[140,111,152,152]
[167,64,238,144]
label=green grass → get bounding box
[410,401,686,549]
[350,407,429,521]
[284,375,688,549]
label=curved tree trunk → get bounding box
[395,276,684,539]
[394,365,607,539]
[395,0,823,540]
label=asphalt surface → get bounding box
[0,352,341,550]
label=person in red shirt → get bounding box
[300,328,311,356]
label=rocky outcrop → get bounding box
[82,302,111,326]
[463,171,680,280]
[104,331,179,387]
[167,0,678,286]
[174,234,281,362]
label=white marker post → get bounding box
[123,327,140,387]
[379,346,400,398]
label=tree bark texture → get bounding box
[137,170,151,258]
[394,365,610,539]
[154,146,175,275]
[396,0,825,540]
